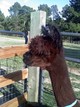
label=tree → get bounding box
[8,2,35,31]
[0,10,5,21]
[62,5,74,21]
[62,4,80,23]
[0,10,5,30]
[18,5,34,31]
[51,5,60,20]
[38,4,51,17]
[8,2,21,16]
[18,5,35,15]
[70,0,80,12]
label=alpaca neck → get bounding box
[47,52,79,107]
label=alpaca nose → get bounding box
[23,51,32,64]
[23,52,30,60]
[23,52,33,66]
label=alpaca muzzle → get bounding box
[23,52,33,66]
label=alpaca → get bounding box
[23,24,80,107]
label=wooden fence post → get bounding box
[28,11,46,102]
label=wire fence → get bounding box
[0,57,28,106]
[0,31,28,107]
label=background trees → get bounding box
[0,0,80,32]
[61,0,80,32]
[0,10,5,30]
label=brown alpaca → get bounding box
[23,25,80,107]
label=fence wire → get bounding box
[0,56,27,106]
[0,31,28,107]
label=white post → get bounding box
[28,11,46,102]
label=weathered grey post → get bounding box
[28,11,46,102]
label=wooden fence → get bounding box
[0,45,29,107]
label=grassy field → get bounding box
[0,35,24,47]
[0,35,80,107]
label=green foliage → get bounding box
[19,5,35,15]
[70,0,80,12]
[57,0,80,32]
[0,10,5,30]
[38,4,51,17]
[0,10,5,21]
[0,1,80,33]
[8,2,21,16]
[0,2,35,32]
[0,24,4,30]
[62,0,80,24]
[59,21,80,32]
[51,5,60,20]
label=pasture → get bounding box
[0,35,24,47]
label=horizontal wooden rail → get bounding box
[0,69,28,88]
[0,45,29,59]
[0,92,27,107]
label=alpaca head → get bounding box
[23,24,62,69]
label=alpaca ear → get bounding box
[49,25,62,50]
[41,24,60,40]
[42,24,62,49]
[41,25,50,36]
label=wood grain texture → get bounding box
[0,45,29,59]
[0,69,28,88]
[0,92,28,107]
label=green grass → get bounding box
[0,34,24,39]
[66,61,80,68]
[43,90,57,107]
[0,34,24,47]
[0,41,24,47]
[63,42,80,49]
[0,56,23,72]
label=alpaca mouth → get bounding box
[23,52,32,66]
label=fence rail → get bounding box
[0,45,29,59]
[0,30,25,36]
[0,69,28,88]
[61,32,80,37]
[0,93,27,107]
